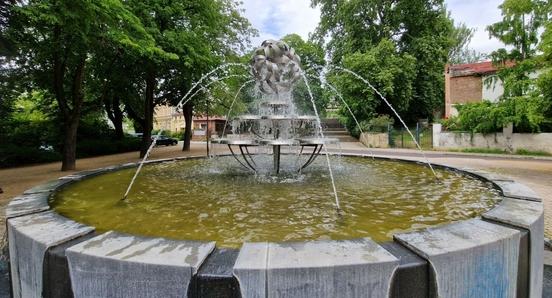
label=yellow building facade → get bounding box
[153,105,187,132]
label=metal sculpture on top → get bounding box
[212,39,337,174]
[251,39,302,94]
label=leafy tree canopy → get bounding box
[312,0,454,125]
[448,20,487,64]
[488,0,548,61]
[280,34,328,115]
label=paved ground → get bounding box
[1,141,552,296]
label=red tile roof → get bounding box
[448,61,515,77]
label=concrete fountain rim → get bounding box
[6,152,543,245]
[5,153,544,298]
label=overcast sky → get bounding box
[240,0,504,55]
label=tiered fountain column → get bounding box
[212,39,337,174]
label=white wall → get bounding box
[432,123,552,154]
[482,75,504,103]
[482,71,541,103]
[360,133,388,148]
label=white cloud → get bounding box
[445,0,505,54]
[240,0,506,54]
[240,0,320,47]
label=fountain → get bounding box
[5,40,545,298]
[212,40,337,176]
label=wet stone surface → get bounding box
[483,198,544,298]
[545,264,552,298]
[22,179,74,195]
[66,231,215,298]
[494,180,542,202]
[0,242,9,298]
[5,193,50,219]
[234,238,399,298]
[395,219,520,298]
[8,211,94,298]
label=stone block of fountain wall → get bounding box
[189,248,241,297]
[395,218,520,298]
[43,232,98,298]
[66,231,216,298]
[7,211,94,298]
[380,242,429,298]
[22,178,75,194]
[456,167,514,182]
[233,242,269,298]
[5,192,50,218]
[58,162,142,181]
[59,169,111,181]
[234,239,399,298]
[483,198,544,298]
[493,181,542,202]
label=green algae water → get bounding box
[51,156,500,248]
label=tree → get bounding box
[449,21,486,64]
[331,39,416,131]
[445,0,552,133]
[281,34,328,115]
[536,11,552,130]
[487,0,548,100]
[311,0,454,125]
[6,0,166,170]
[126,0,255,154]
[488,0,548,61]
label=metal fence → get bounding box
[388,123,433,149]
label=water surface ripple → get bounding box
[52,156,501,248]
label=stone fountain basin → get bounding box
[5,154,544,298]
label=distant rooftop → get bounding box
[447,61,515,77]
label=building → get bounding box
[153,105,186,132]
[444,61,514,118]
[153,105,227,139]
[192,116,227,140]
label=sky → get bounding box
[240,0,505,55]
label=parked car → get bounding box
[153,135,178,146]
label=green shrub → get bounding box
[456,102,507,133]
[515,149,552,156]
[352,114,394,136]
[76,137,141,158]
[367,114,394,132]
[439,117,460,131]
[171,131,184,140]
[501,96,547,133]
[0,144,62,168]
[447,96,549,134]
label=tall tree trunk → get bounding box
[182,104,193,151]
[141,69,155,157]
[113,100,124,140]
[61,118,79,171]
[107,96,124,140]
[59,57,86,171]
